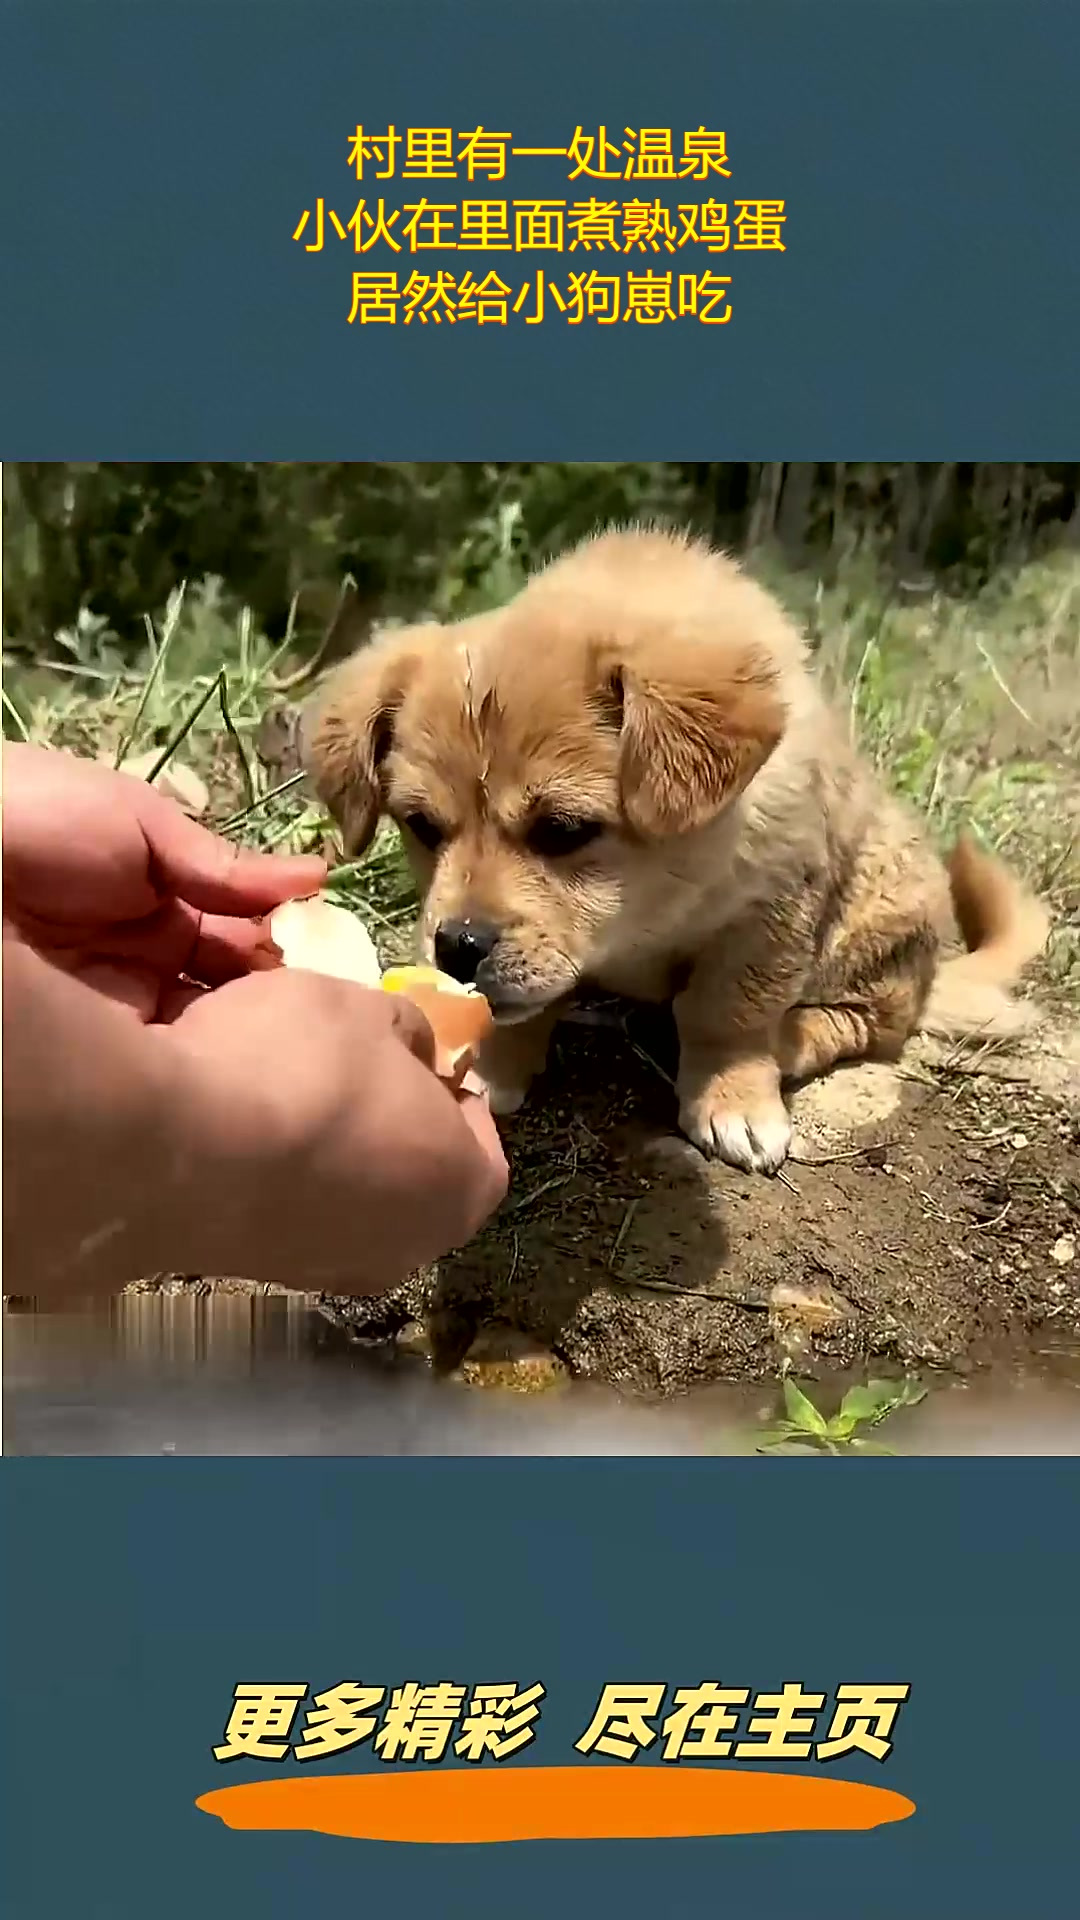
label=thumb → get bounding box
[138,783,327,914]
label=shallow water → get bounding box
[4,1292,1080,1456]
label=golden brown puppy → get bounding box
[303,527,1049,1174]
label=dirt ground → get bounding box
[312,996,1080,1395]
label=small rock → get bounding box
[396,1319,434,1360]
[1010,1133,1029,1151]
[772,1325,813,1367]
[453,1327,568,1395]
[1050,1235,1075,1267]
[768,1281,854,1338]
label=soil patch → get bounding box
[317,1001,1080,1394]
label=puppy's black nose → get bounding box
[433,918,500,985]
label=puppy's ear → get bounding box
[302,627,431,857]
[611,641,785,838]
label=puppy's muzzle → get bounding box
[432,917,564,1020]
[433,917,499,985]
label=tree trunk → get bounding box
[747,462,785,549]
[776,462,816,560]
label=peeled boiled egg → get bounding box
[381,965,494,1084]
[267,897,492,1090]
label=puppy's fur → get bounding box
[304,527,1050,1174]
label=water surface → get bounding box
[4,1292,1080,1456]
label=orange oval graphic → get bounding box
[197,1766,915,1845]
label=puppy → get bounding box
[303,526,1049,1174]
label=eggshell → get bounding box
[268,895,382,988]
[381,965,494,1083]
[267,903,493,1089]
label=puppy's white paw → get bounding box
[680,1094,793,1176]
[485,1080,528,1118]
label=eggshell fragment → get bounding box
[268,895,381,988]
[381,965,494,1085]
[266,900,493,1091]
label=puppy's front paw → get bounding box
[475,1016,553,1120]
[485,1078,529,1118]
[679,1071,793,1176]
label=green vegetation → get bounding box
[4,464,1076,999]
[5,463,1079,654]
[757,1377,929,1454]
[780,549,1080,1003]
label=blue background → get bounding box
[1,0,1078,456]
[2,1461,1077,1918]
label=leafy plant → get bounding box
[757,1377,928,1455]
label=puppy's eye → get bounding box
[401,811,444,853]
[527,816,605,859]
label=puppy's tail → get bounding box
[920,835,1050,1042]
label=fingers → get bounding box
[152,963,511,1291]
[38,900,267,985]
[36,899,289,993]
[157,982,211,1023]
[454,1084,507,1162]
[58,959,162,1023]
[383,992,438,1072]
[137,781,326,915]
[183,912,285,985]
[4,742,327,935]
[434,1090,510,1246]
[40,951,208,1026]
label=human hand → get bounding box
[2,742,325,1019]
[157,967,510,1292]
[3,744,509,1296]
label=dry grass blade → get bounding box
[848,633,877,740]
[220,769,308,833]
[271,573,360,693]
[260,589,302,683]
[145,674,222,784]
[215,669,256,809]
[628,1039,676,1089]
[1,685,30,740]
[974,636,1036,727]
[608,1201,639,1269]
[113,581,186,769]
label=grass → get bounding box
[3,545,1079,999]
[757,1376,928,1455]
[1,576,421,962]
[765,546,1080,1002]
